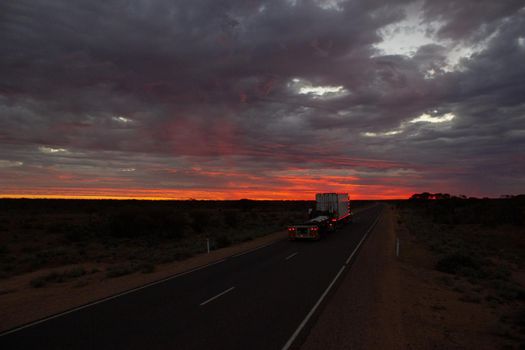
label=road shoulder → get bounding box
[301,203,525,350]
[300,205,406,349]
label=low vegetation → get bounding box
[0,199,368,284]
[30,267,87,288]
[398,194,525,344]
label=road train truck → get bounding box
[288,193,352,240]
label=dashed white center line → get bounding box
[199,287,235,306]
[285,252,298,260]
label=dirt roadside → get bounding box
[301,205,522,350]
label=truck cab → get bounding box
[288,193,352,241]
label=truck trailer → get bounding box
[288,193,352,240]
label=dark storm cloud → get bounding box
[1,0,524,198]
[421,0,525,41]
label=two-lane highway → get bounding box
[1,204,384,350]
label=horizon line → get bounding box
[0,194,410,201]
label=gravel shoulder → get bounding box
[301,204,524,349]
[301,205,406,350]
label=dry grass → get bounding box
[397,197,525,347]
[0,199,321,281]
[0,199,369,284]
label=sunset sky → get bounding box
[1,0,524,200]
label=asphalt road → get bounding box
[1,204,384,350]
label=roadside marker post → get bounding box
[396,238,400,257]
[207,238,210,254]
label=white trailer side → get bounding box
[315,193,350,220]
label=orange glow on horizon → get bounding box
[0,186,413,200]
[1,169,415,200]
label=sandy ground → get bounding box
[0,229,288,333]
[301,205,516,350]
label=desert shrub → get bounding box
[22,254,48,270]
[30,277,46,288]
[491,280,525,301]
[459,293,481,303]
[63,223,95,242]
[139,262,155,274]
[29,267,86,287]
[515,308,525,327]
[105,264,136,278]
[65,267,86,279]
[106,207,188,239]
[189,210,213,233]
[239,199,255,212]
[436,253,484,275]
[215,235,232,248]
[492,265,512,281]
[155,250,193,263]
[223,211,239,228]
[404,196,524,227]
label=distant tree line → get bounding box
[405,193,524,226]
[410,193,525,200]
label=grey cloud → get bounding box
[422,0,525,42]
[1,0,524,198]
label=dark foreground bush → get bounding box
[106,207,188,239]
[105,264,136,278]
[436,253,483,275]
[215,235,232,249]
[105,262,155,277]
[30,267,86,288]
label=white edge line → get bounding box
[199,287,235,306]
[1,208,379,338]
[0,257,227,337]
[230,240,279,258]
[345,214,381,265]
[281,265,346,350]
[282,209,383,350]
[285,252,298,260]
[1,234,286,336]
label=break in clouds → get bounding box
[0,0,524,199]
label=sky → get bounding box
[1,0,524,200]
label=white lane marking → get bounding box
[285,252,298,260]
[199,287,235,306]
[345,213,381,265]
[0,257,227,337]
[281,265,346,350]
[282,209,383,350]
[230,241,279,258]
[1,235,285,336]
